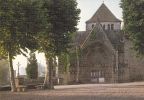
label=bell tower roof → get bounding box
[86,3,121,23]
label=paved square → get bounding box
[1,82,144,100]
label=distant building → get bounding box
[67,3,144,84]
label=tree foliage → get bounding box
[58,53,70,73]
[0,0,47,91]
[0,0,47,58]
[121,0,144,55]
[26,52,38,79]
[42,0,80,56]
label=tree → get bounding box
[75,46,80,83]
[58,53,70,84]
[41,0,80,89]
[0,60,9,85]
[26,52,38,79]
[0,0,47,92]
[121,0,144,55]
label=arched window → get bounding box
[92,24,94,28]
[111,24,114,30]
[103,25,105,30]
[108,24,110,30]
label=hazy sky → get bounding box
[13,52,46,76]
[77,0,123,31]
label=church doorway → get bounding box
[90,70,105,83]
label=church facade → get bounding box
[68,3,144,84]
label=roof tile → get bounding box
[86,3,121,23]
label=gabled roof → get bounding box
[80,23,115,53]
[86,3,121,23]
[74,30,90,46]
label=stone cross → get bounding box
[17,62,20,77]
[103,0,106,3]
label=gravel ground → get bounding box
[1,82,144,100]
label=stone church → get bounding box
[67,3,144,84]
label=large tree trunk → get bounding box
[43,57,49,89]
[8,52,16,92]
[76,46,80,83]
[63,54,70,84]
[54,56,59,84]
[48,57,54,89]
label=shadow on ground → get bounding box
[0,92,144,100]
